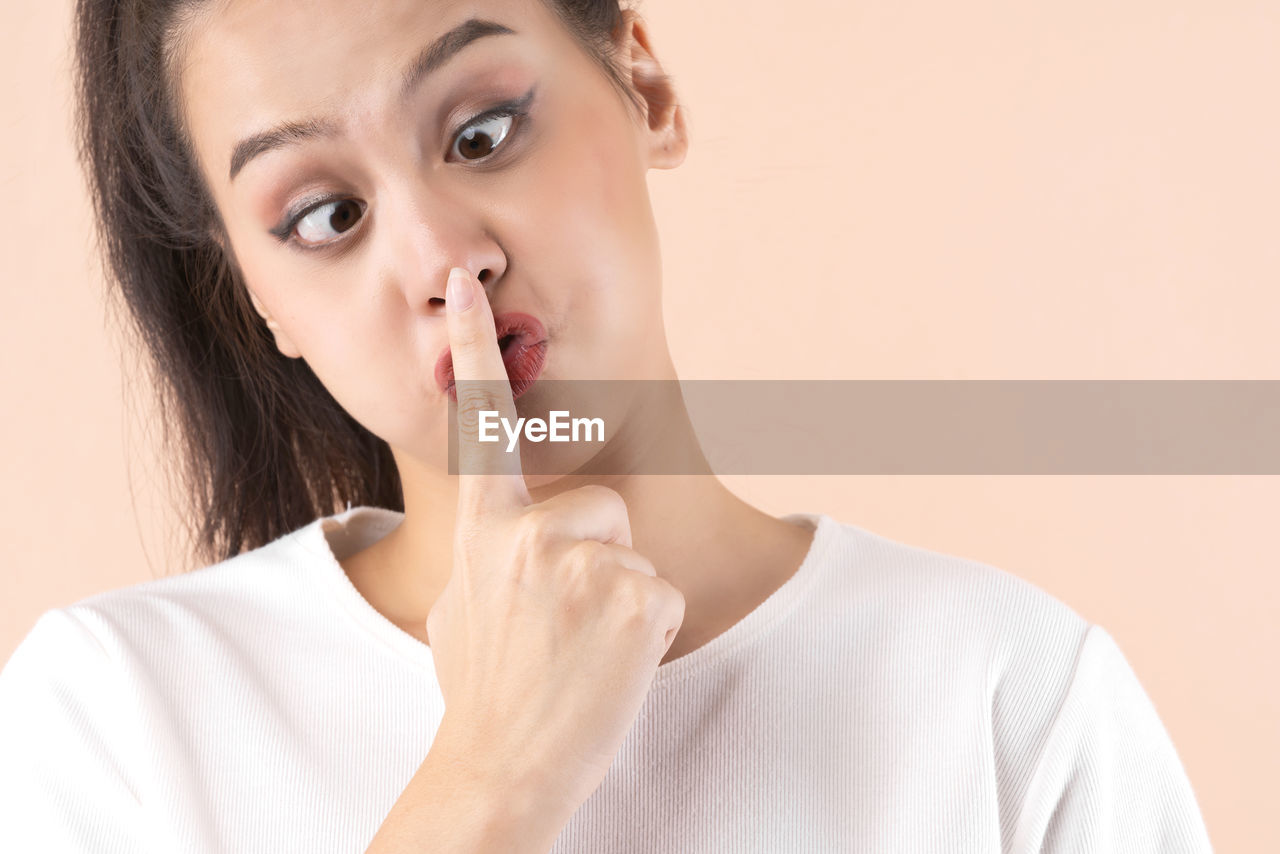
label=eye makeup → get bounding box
[265,84,538,252]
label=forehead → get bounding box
[176,0,562,182]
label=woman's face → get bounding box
[175,0,685,473]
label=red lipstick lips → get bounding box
[435,312,548,403]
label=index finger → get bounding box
[444,266,532,513]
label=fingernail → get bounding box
[447,268,475,313]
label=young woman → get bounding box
[0,1,1212,851]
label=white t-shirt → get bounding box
[0,505,1213,852]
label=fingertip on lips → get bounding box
[434,311,549,401]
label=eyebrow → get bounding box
[227,17,517,182]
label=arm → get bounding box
[364,715,573,854]
[0,608,148,853]
[1010,624,1213,853]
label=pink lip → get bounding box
[435,312,549,402]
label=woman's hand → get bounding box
[425,267,686,822]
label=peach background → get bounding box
[2,1,1276,849]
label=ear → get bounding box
[208,225,303,360]
[245,286,303,360]
[617,10,688,170]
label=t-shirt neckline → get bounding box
[296,504,838,687]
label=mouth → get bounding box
[435,311,549,403]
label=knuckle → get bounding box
[513,506,557,554]
[648,578,682,624]
[629,552,658,578]
[567,540,608,574]
[579,483,627,516]
[456,488,490,520]
[424,582,452,630]
[452,516,486,552]
[619,575,657,625]
[666,584,687,623]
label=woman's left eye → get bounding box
[452,111,518,161]
[449,89,535,163]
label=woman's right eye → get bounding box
[291,198,364,248]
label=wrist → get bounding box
[425,717,572,850]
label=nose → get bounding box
[387,189,507,315]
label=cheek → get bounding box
[573,133,663,375]
[300,314,453,466]
[531,106,658,322]
[247,267,440,445]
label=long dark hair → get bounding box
[70,0,653,567]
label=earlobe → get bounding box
[263,319,303,361]
[209,227,301,359]
[268,328,302,361]
[649,101,688,169]
[247,287,270,322]
[247,288,302,360]
[619,11,689,169]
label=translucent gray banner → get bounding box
[446,380,1280,475]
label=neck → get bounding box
[345,371,814,644]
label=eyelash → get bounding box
[269,89,535,252]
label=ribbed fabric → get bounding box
[0,505,1212,853]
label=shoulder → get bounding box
[808,514,1111,841]
[809,513,1091,667]
[4,515,329,680]
[806,514,1212,849]
[810,515,1092,742]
